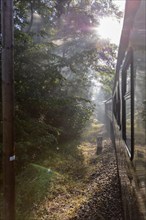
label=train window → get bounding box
[121,48,134,160]
[116,85,121,129]
[113,83,121,129]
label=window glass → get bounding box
[122,49,134,159]
[125,94,131,150]
[126,68,131,92]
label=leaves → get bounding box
[0,0,120,168]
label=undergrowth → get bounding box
[1,121,103,220]
[15,140,89,220]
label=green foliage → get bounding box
[0,1,121,218]
[0,0,119,170]
[15,140,87,219]
[16,162,55,219]
[142,100,146,124]
[13,29,94,167]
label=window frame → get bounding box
[121,47,134,160]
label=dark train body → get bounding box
[105,0,146,219]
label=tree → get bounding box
[0,1,122,218]
[0,0,121,171]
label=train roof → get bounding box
[114,0,143,89]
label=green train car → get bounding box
[105,0,146,219]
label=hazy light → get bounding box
[97,0,125,45]
[97,17,123,45]
[114,0,126,11]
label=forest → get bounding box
[0,0,122,219]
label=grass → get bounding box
[81,121,104,142]
[16,163,54,219]
[1,121,103,220]
[15,140,89,220]
[31,141,99,220]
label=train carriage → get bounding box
[105,0,146,219]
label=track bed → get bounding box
[70,140,123,220]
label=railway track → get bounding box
[70,140,123,220]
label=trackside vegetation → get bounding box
[0,0,122,219]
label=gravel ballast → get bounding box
[70,140,123,220]
[33,139,123,220]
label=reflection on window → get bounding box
[134,69,146,145]
[126,68,131,92]
[125,94,131,151]
[122,49,134,159]
[125,67,131,150]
